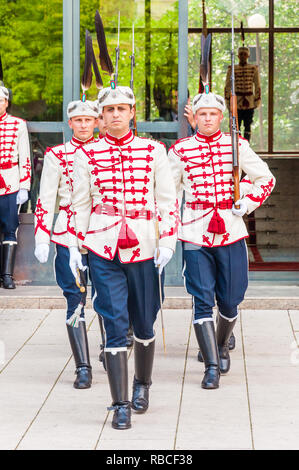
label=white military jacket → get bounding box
[168,129,275,248]
[0,112,31,196]
[224,64,261,110]
[69,130,179,263]
[34,135,97,247]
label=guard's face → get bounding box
[102,104,134,136]
[68,116,98,141]
[98,114,107,137]
[195,108,223,136]
[238,51,249,65]
[0,98,8,116]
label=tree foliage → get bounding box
[0,0,63,120]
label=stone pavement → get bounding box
[0,303,299,450]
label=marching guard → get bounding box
[34,100,99,389]
[0,85,31,289]
[68,85,178,429]
[168,91,275,389]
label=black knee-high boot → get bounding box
[105,350,131,430]
[216,314,238,374]
[2,242,17,289]
[98,315,106,370]
[67,321,92,389]
[194,320,220,389]
[131,336,155,413]
[197,314,236,362]
[98,316,133,370]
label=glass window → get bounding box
[188,0,269,29]
[188,31,268,152]
[0,0,63,121]
[274,0,299,27]
[273,33,299,151]
[80,0,179,122]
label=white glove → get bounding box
[69,246,84,279]
[232,199,248,217]
[154,246,173,275]
[34,243,50,263]
[16,188,29,205]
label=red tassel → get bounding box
[118,221,139,249]
[0,174,6,189]
[208,210,226,234]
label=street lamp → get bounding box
[247,13,266,29]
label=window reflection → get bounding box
[80,0,178,121]
[0,0,63,121]
[188,0,269,29]
[274,0,299,27]
[274,33,299,151]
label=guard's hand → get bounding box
[69,246,84,279]
[34,243,50,263]
[184,102,196,130]
[232,199,248,217]
[16,189,29,205]
[154,247,173,275]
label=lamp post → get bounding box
[248,13,266,150]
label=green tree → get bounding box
[0,0,63,120]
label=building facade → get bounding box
[0,0,298,285]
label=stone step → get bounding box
[1,285,299,310]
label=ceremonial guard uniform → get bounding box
[34,100,99,389]
[0,85,31,289]
[224,47,261,142]
[168,92,275,389]
[69,86,178,429]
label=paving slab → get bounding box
[0,309,71,449]
[289,310,299,332]
[2,284,299,310]
[1,307,299,450]
[241,310,299,450]
[0,309,50,371]
[16,314,108,450]
[97,309,191,450]
[175,318,253,450]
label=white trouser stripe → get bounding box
[133,334,155,346]
[218,311,238,322]
[104,347,127,354]
[193,317,214,325]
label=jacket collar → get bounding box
[195,129,222,143]
[0,112,8,122]
[70,135,95,148]
[105,129,134,146]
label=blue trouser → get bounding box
[183,239,248,321]
[0,192,19,242]
[89,251,164,349]
[55,244,88,321]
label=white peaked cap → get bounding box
[98,86,135,108]
[0,86,9,100]
[67,100,99,119]
[192,92,226,114]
